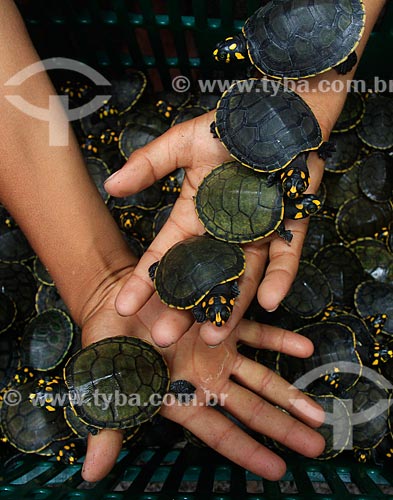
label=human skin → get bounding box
[105,0,387,347]
[0,0,325,483]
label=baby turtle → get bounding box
[195,161,321,244]
[358,152,393,203]
[355,281,393,337]
[64,336,170,429]
[149,235,245,327]
[281,261,333,319]
[301,214,339,261]
[324,130,362,174]
[332,91,366,133]
[323,165,361,213]
[119,124,160,161]
[211,79,333,199]
[349,237,393,284]
[357,94,393,150]
[213,0,365,79]
[110,73,147,115]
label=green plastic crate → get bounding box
[3,1,393,498]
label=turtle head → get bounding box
[281,170,309,199]
[300,195,322,216]
[156,99,176,121]
[213,35,247,64]
[203,295,235,327]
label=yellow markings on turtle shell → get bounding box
[64,445,70,450]
[165,111,171,118]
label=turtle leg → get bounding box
[192,303,207,323]
[230,281,240,298]
[276,222,293,243]
[148,262,159,280]
[335,51,358,75]
[317,141,336,160]
[266,171,279,187]
[210,121,219,139]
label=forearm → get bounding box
[0,0,136,325]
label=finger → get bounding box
[151,308,194,347]
[224,381,325,457]
[230,356,324,428]
[105,111,228,197]
[236,319,314,358]
[199,240,269,345]
[162,403,287,481]
[257,219,308,312]
[82,429,123,482]
[115,197,205,316]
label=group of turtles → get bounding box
[1,0,393,472]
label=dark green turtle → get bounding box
[358,152,393,203]
[278,321,362,393]
[281,261,333,319]
[112,207,155,247]
[32,257,54,286]
[312,243,365,307]
[324,130,363,174]
[349,237,393,284]
[301,214,339,261]
[35,283,69,315]
[149,235,245,327]
[213,0,365,79]
[336,195,393,244]
[341,377,390,463]
[171,105,207,127]
[152,204,174,238]
[59,80,91,105]
[0,379,72,454]
[112,182,163,211]
[20,309,74,371]
[64,336,170,429]
[110,73,147,115]
[122,105,169,134]
[332,91,366,133]
[161,168,185,205]
[120,231,145,259]
[211,79,333,199]
[357,94,393,150]
[119,124,160,161]
[355,281,393,337]
[195,161,321,244]
[323,165,361,213]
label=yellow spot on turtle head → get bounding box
[235,52,245,60]
[46,405,56,412]
[300,171,306,179]
[230,299,235,306]
[229,43,237,50]
[165,111,171,118]
[287,169,294,177]
[313,200,321,206]
[202,301,206,309]
[290,186,297,194]
[208,297,215,305]
[220,296,227,304]
[295,204,304,210]
[213,49,218,56]
[225,36,234,41]
[226,54,231,63]
[215,312,223,325]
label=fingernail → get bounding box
[265,306,278,313]
[208,343,222,349]
[104,171,119,185]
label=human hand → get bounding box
[80,271,325,483]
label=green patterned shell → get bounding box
[195,161,284,243]
[153,235,245,308]
[244,0,365,79]
[214,79,322,173]
[64,336,170,429]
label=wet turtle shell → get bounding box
[223,0,365,79]
[0,293,17,335]
[336,195,393,244]
[119,124,160,161]
[301,214,339,261]
[324,130,363,174]
[213,79,322,173]
[358,152,393,203]
[64,336,170,429]
[278,321,362,393]
[332,91,366,133]
[281,261,332,319]
[151,235,245,310]
[355,281,393,337]
[349,237,393,284]
[20,309,74,371]
[0,379,72,453]
[357,94,393,150]
[312,243,365,307]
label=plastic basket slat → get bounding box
[112,0,145,68]
[167,0,193,77]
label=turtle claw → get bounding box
[318,141,336,160]
[277,223,293,243]
[335,51,358,75]
[192,304,207,323]
[210,121,219,139]
[266,172,278,187]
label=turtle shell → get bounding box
[0,262,37,323]
[357,94,393,150]
[86,157,111,204]
[324,130,362,174]
[301,214,339,261]
[214,79,322,172]
[119,124,160,161]
[312,244,365,307]
[336,195,393,243]
[0,292,17,335]
[153,235,245,309]
[278,321,362,393]
[281,261,332,319]
[20,309,74,371]
[244,0,365,79]
[323,165,361,212]
[0,228,34,263]
[358,152,393,203]
[112,182,163,211]
[110,73,147,115]
[0,380,72,453]
[64,336,170,429]
[153,204,174,238]
[342,377,390,451]
[122,106,169,134]
[32,257,54,286]
[171,105,207,127]
[355,281,393,337]
[0,332,20,391]
[195,161,284,243]
[349,237,393,284]
[332,91,366,133]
